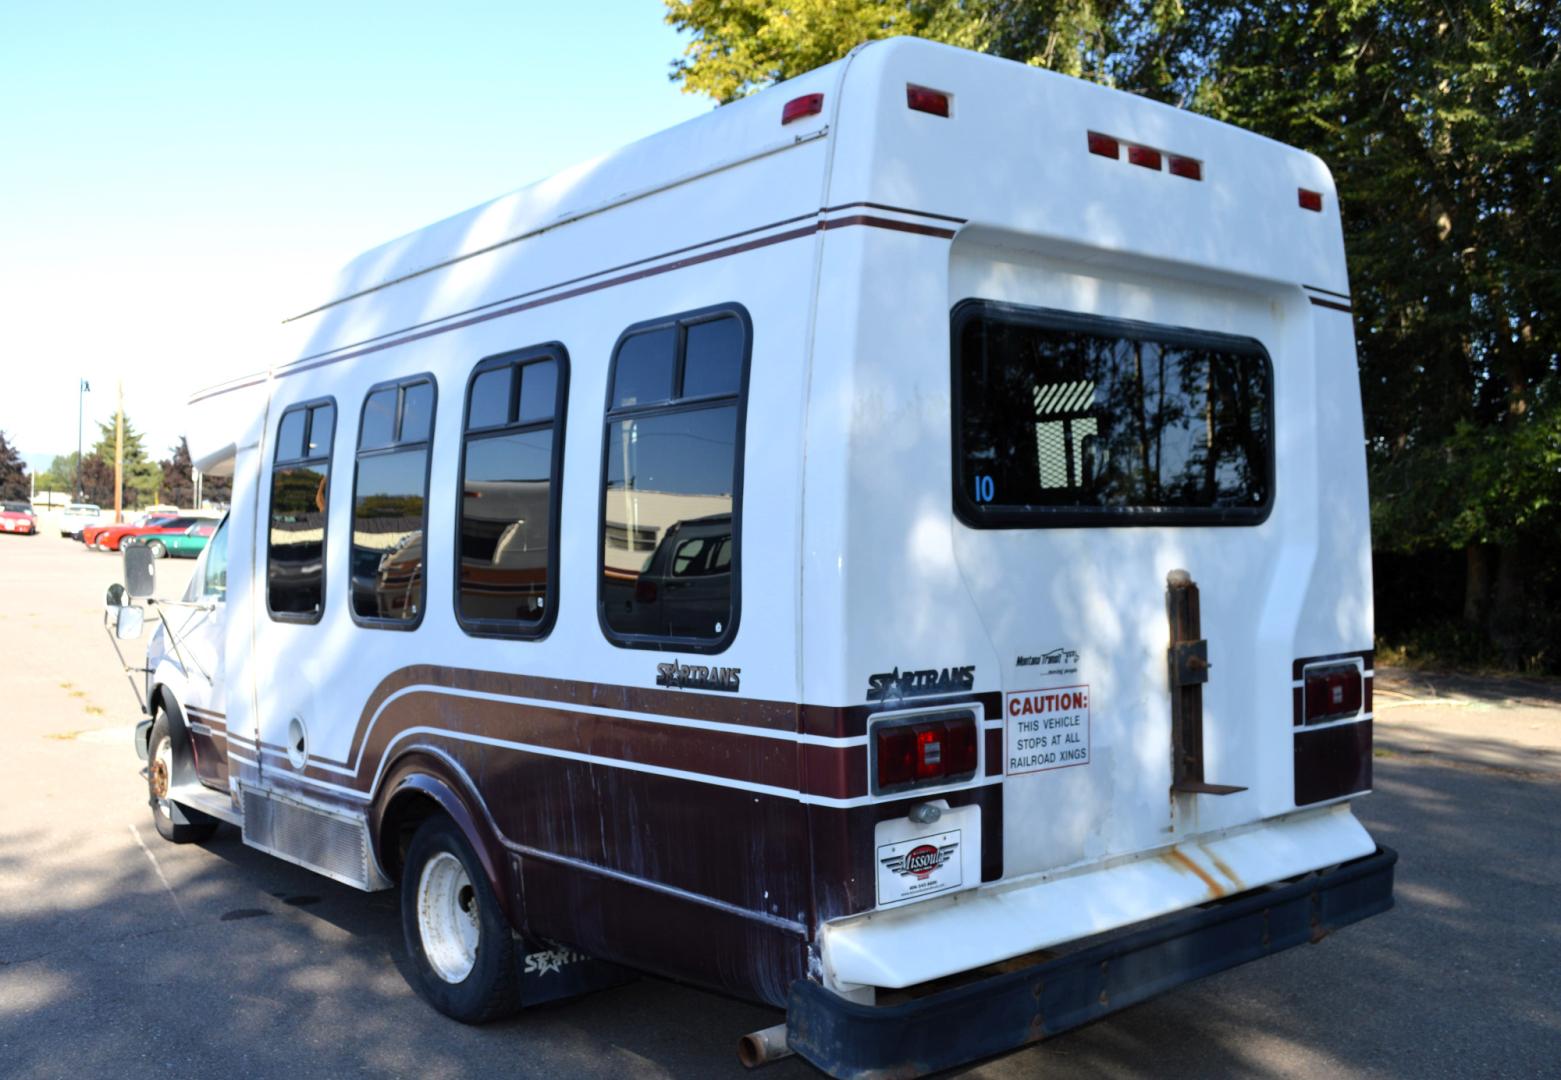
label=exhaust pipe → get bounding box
[737,1023,792,1068]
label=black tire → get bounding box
[400,816,520,1023]
[146,713,217,843]
[146,539,167,558]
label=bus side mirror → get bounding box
[114,604,146,640]
[106,583,126,608]
[124,544,156,598]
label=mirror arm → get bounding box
[150,601,213,684]
[101,613,149,715]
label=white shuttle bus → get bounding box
[109,38,1395,1077]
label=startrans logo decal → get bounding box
[656,660,740,692]
[866,665,975,702]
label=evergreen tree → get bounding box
[0,431,29,501]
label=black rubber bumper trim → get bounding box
[788,844,1397,1079]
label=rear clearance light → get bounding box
[782,93,824,125]
[1127,145,1162,170]
[1304,664,1363,724]
[1087,131,1119,158]
[1090,131,1203,181]
[906,85,951,117]
[874,712,979,794]
[1299,188,1323,212]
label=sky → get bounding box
[0,1,712,473]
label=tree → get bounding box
[40,452,79,497]
[90,411,163,509]
[159,437,231,508]
[664,0,1561,667]
[0,431,29,501]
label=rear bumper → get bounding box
[787,844,1397,1079]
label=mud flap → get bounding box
[516,935,636,1006]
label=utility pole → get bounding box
[76,378,90,499]
[114,381,124,524]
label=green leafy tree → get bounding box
[40,452,79,497]
[664,0,1561,667]
[0,431,29,501]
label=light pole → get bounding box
[76,378,90,499]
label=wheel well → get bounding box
[379,790,445,884]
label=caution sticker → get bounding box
[1005,685,1091,774]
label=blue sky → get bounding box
[0,1,712,473]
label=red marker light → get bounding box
[782,93,824,125]
[1087,131,1119,159]
[1168,155,1202,181]
[1128,145,1162,170]
[1299,188,1323,212]
[906,85,950,117]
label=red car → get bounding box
[90,515,198,551]
[81,516,169,549]
[1,501,38,535]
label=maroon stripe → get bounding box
[802,743,867,799]
[820,214,957,239]
[1309,296,1352,313]
[821,200,967,224]
[1303,283,1351,301]
[802,692,1002,738]
[278,211,822,366]
[189,213,958,404]
[1294,718,1372,805]
[985,727,1003,775]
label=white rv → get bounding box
[112,38,1394,1077]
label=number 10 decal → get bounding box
[974,474,995,503]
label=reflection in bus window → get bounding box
[600,308,747,645]
[351,377,435,624]
[457,352,565,634]
[267,400,335,620]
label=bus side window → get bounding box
[599,305,751,650]
[456,346,569,637]
[267,399,336,621]
[350,375,437,628]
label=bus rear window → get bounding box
[953,302,1273,527]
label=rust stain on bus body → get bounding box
[1164,849,1226,899]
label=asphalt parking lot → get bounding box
[2,530,1557,1078]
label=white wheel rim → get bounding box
[151,735,173,818]
[417,851,479,983]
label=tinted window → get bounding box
[467,367,511,430]
[458,350,565,634]
[308,403,335,455]
[682,317,744,398]
[267,400,334,619]
[955,303,1272,526]
[601,308,747,646]
[611,327,675,409]
[351,378,434,624]
[276,409,306,461]
[359,388,398,451]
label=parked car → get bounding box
[59,502,102,538]
[92,516,197,552]
[83,515,174,549]
[125,520,217,558]
[1,501,38,535]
